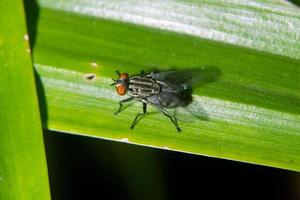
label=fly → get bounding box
[111,70,193,132]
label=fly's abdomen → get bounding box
[128,77,161,98]
[148,91,192,108]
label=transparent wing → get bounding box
[146,67,220,123]
[151,71,191,92]
[150,67,221,90]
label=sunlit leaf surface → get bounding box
[31,1,300,171]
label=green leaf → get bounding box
[0,1,51,199]
[38,0,300,59]
[31,1,300,171]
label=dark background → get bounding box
[44,131,300,200]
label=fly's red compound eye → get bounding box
[120,73,129,79]
[116,84,127,96]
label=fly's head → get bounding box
[111,71,129,96]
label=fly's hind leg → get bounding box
[115,97,134,115]
[165,113,181,132]
[130,103,147,129]
[153,105,181,132]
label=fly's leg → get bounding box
[115,97,134,115]
[130,103,147,129]
[164,113,181,132]
[153,105,181,132]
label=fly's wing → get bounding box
[146,68,219,123]
[145,71,194,108]
[146,83,192,108]
[151,71,191,92]
[150,67,221,90]
[151,71,190,83]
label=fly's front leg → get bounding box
[130,103,147,129]
[115,97,134,115]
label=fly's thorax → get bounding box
[128,76,161,98]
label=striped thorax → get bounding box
[128,76,161,98]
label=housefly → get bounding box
[111,70,193,132]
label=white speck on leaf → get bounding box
[24,34,29,41]
[90,62,98,68]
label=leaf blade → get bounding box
[33,5,300,171]
[0,1,51,199]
